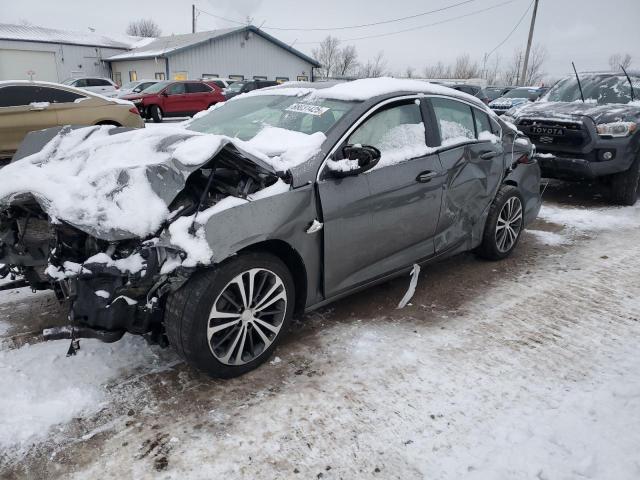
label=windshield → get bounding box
[121,81,138,90]
[141,81,171,94]
[543,75,640,104]
[187,94,357,140]
[226,82,246,92]
[503,87,540,99]
[486,88,507,101]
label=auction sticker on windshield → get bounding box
[285,103,330,116]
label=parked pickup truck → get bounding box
[503,71,640,205]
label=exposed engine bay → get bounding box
[0,143,283,347]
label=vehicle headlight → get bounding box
[596,121,637,137]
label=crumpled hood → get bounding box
[510,100,640,124]
[0,125,324,241]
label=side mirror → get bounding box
[162,91,169,97]
[327,145,381,177]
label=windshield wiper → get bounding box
[620,64,636,102]
[571,62,585,103]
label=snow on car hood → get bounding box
[0,125,325,241]
[509,100,640,123]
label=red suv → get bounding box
[122,80,225,122]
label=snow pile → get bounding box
[84,252,146,274]
[243,127,326,171]
[539,204,640,232]
[527,229,572,246]
[0,335,167,456]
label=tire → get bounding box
[476,185,525,260]
[609,153,640,206]
[164,252,295,378]
[150,105,163,123]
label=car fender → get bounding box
[161,184,323,307]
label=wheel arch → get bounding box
[238,239,308,317]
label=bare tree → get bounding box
[335,44,359,78]
[501,44,546,85]
[126,19,161,38]
[609,53,632,70]
[312,36,342,79]
[423,61,452,79]
[359,51,387,78]
[453,54,481,79]
[404,66,415,78]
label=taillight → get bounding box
[129,106,140,115]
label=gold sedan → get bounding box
[0,81,144,160]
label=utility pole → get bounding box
[192,4,196,33]
[520,0,539,86]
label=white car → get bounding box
[62,77,119,97]
[116,80,157,98]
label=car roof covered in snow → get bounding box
[241,77,493,112]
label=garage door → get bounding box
[0,49,58,82]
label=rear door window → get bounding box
[431,97,476,147]
[186,83,212,93]
[166,83,186,94]
[0,86,84,107]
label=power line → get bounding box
[295,0,519,45]
[196,0,478,32]
[264,0,477,31]
[485,0,534,58]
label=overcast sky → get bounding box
[2,0,639,80]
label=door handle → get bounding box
[480,151,499,160]
[416,171,438,183]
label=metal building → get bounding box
[107,26,320,84]
[0,23,144,82]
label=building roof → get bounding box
[0,23,151,49]
[106,25,321,67]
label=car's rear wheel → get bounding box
[164,252,294,378]
[150,105,163,123]
[476,185,525,260]
[609,153,640,206]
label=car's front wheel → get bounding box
[150,105,163,123]
[476,185,525,260]
[164,252,294,378]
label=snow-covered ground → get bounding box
[1,185,639,479]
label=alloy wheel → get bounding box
[207,268,287,366]
[495,196,523,253]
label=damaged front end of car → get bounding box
[0,126,286,349]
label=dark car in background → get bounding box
[0,79,540,378]
[486,86,516,102]
[122,80,225,122]
[504,71,640,205]
[223,80,279,100]
[489,86,548,116]
[446,84,491,104]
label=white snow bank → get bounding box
[0,335,167,455]
[539,204,640,232]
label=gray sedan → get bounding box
[0,80,541,378]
